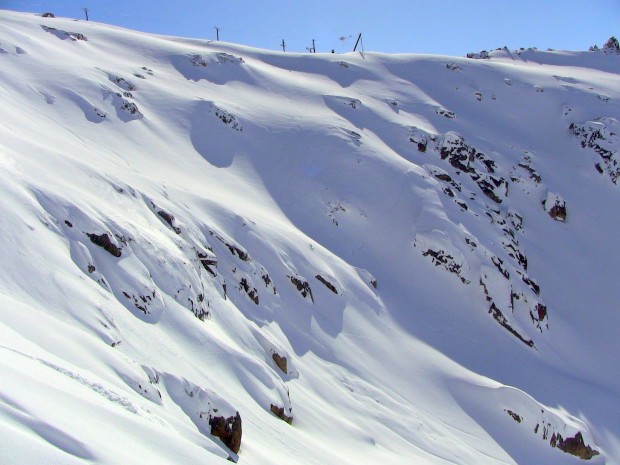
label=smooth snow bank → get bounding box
[0,9,619,465]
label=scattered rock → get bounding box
[122,290,154,315]
[87,232,122,257]
[489,301,534,347]
[423,249,470,285]
[315,274,338,294]
[270,404,293,424]
[272,352,288,374]
[554,432,600,460]
[570,118,620,184]
[543,192,567,221]
[209,412,242,454]
[505,409,522,423]
[118,97,141,116]
[467,50,490,59]
[410,127,432,152]
[156,209,181,234]
[190,54,209,67]
[41,25,87,41]
[215,52,244,64]
[239,278,259,305]
[197,251,218,277]
[216,236,249,261]
[41,12,55,17]
[289,276,314,302]
[603,36,620,53]
[93,107,107,118]
[212,106,242,131]
[480,278,535,348]
[110,74,136,91]
[436,107,456,119]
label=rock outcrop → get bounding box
[209,412,242,454]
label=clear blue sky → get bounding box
[3,0,618,55]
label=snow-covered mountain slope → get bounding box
[1,10,619,464]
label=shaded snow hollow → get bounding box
[0,9,619,465]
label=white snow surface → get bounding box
[0,10,619,465]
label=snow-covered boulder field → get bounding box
[0,10,618,465]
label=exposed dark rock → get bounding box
[157,209,181,234]
[423,249,470,284]
[41,25,87,41]
[239,278,259,305]
[570,118,620,183]
[435,173,453,183]
[187,294,209,321]
[272,352,288,374]
[122,290,153,314]
[270,404,293,424]
[209,412,242,454]
[215,52,245,64]
[560,433,600,460]
[489,302,535,347]
[505,409,522,423]
[603,36,620,53]
[467,50,490,59]
[534,303,547,321]
[87,264,96,273]
[64,220,73,227]
[216,236,249,261]
[518,271,541,296]
[551,432,600,460]
[289,276,314,302]
[436,108,456,119]
[118,98,140,115]
[197,251,217,276]
[315,274,338,294]
[480,278,535,348]
[410,128,433,152]
[476,177,504,203]
[505,244,527,271]
[543,193,567,221]
[211,106,242,131]
[491,256,510,279]
[111,75,136,91]
[87,232,122,257]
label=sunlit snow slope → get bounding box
[1,10,619,465]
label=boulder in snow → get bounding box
[543,192,567,221]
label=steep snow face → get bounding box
[0,10,619,465]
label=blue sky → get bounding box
[3,0,618,55]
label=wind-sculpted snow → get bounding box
[0,9,619,465]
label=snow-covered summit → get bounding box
[0,10,619,465]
